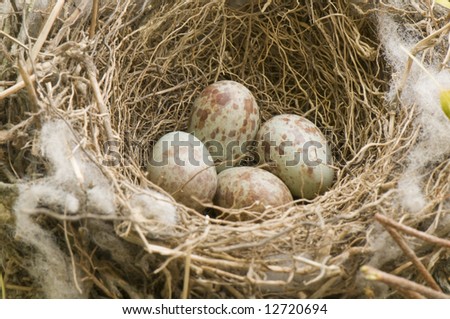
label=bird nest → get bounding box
[0,0,449,298]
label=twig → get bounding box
[134,225,255,270]
[2,1,64,99]
[0,75,36,100]
[84,57,116,146]
[375,213,450,249]
[161,268,173,298]
[383,226,442,292]
[79,265,116,298]
[0,31,28,49]
[52,0,91,46]
[22,207,125,221]
[0,116,34,143]
[9,0,19,15]
[181,250,192,299]
[17,58,39,114]
[212,225,297,252]
[202,266,246,282]
[294,255,341,285]
[397,288,425,299]
[309,276,340,298]
[361,265,450,299]
[223,285,245,299]
[0,81,17,86]
[63,217,83,295]
[89,0,99,39]
[0,272,5,299]
[29,0,65,62]
[4,284,33,292]
[398,22,450,93]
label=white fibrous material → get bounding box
[14,203,86,298]
[129,189,178,227]
[17,183,80,214]
[397,177,426,214]
[13,119,116,297]
[367,224,402,268]
[86,185,116,215]
[379,13,450,215]
[365,7,450,272]
[13,119,180,295]
[32,119,116,215]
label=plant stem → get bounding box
[361,265,450,299]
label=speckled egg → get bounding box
[256,114,334,199]
[187,80,260,172]
[214,167,293,219]
[147,131,217,212]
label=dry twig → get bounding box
[361,265,450,299]
[375,213,450,249]
[0,75,36,100]
[89,0,99,39]
[382,224,442,291]
[29,0,65,63]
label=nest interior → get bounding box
[0,0,449,298]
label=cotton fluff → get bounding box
[14,201,87,298]
[129,189,178,226]
[364,7,450,274]
[13,119,116,297]
[379,13,450,214]
[13,119,181,296]
[86,185,116,215]
[17,183,80,214]
[398,72,450,213]
[367,224,403,268]
[36,119,116,215]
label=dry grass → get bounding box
[0,0,449,298]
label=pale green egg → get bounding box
[256,114,334,199]
[148,131,218,212]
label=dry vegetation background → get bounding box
[0,0,449,298]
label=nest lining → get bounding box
[0,0,449,298]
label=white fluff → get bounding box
[129,189,178,226]
[13,119,117,297]
[16,183,80,214]
[397,177,426,214]
[13,119,180,296]
[379,13,450,214]
[86,185,116,215]
[37,119,116,215]
[14,184,86,298]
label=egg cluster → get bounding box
[147,80,335,217]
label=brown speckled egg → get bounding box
[147,131,217,212]
[256,114,334,199]
[187,80,260,172]
[214,167,293,218]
